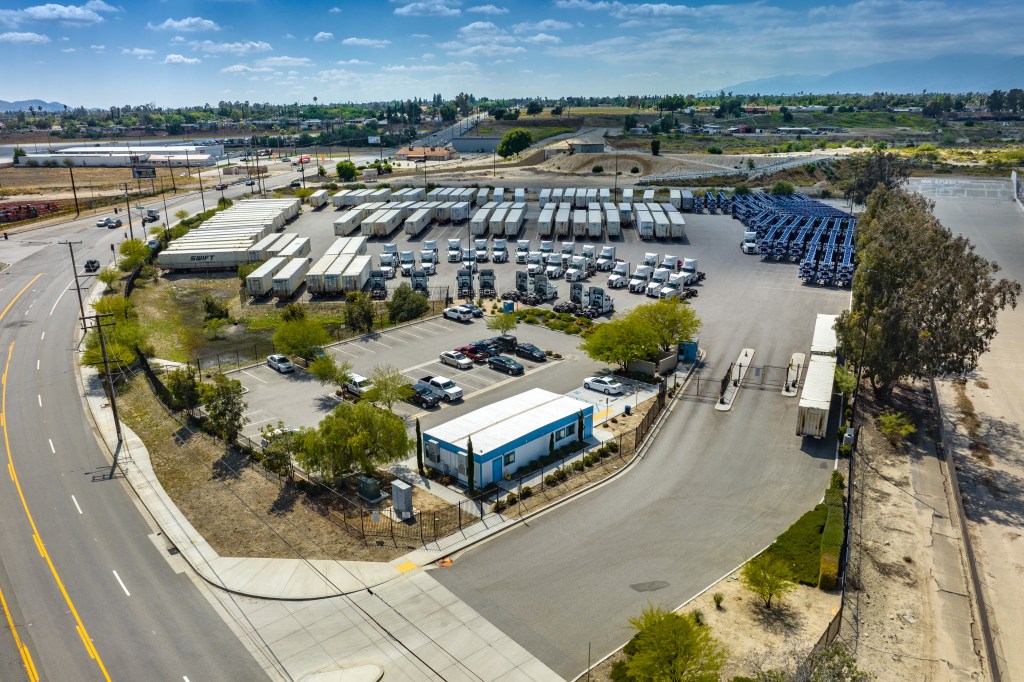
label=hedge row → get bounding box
[818,482,846,590]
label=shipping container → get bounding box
[272,258,310,298]
[341,255,372,291]
[470,206,493,236]
[369,188,391,202]
[248,233,284,262]
[514,188,525,203]
[158,248,252,270]
[680,189,694,211]
[668,212,686,239]
[605,205,621,237]
[796,355,836,438]
[334,209,363,235]
[279,237,311,260]
[331,189,351,207]
[308,189,329,208]
[451,201,472,223]
[669,189,682,209]
[811,314,839,356]
[305,254,339,294]
[653,211,670,239]
[642,189,655,203]
[550,188,563,204]
[504,208,525,237]
[405,208,433,236]
[537,207,555,236]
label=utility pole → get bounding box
[84,313,124,444]
[122,184,134,240]
[64,161,80,216]
[59,239,88,333]
[161,190,171,241]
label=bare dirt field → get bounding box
[0,164,201,200]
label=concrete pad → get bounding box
[514,656,562,680]
[433,627,489,661]
[462,646,517,680]
[323,628,376,661]
[299,664,384,682]
[782,352,804,397]
[283,643,338,679]
[260,613,307,645]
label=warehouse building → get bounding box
[17,143,221,168]
[422,388,594,487]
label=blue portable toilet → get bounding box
[679,337,699,362]
[503,300,514,313]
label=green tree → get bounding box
[497,128,533,158]
[735,183,752,195]
[118,238,151,272]
[308,355,353,392]
[771,180,795,195]
[780,106,794,123]
[415,418,424,475]
[317,164,326,177]
[165,367,201,410]
[987,89,1005,113]
[526,101,543,115]
[579,318,659,370]
[12,146,26,163]
[199,373,249,444]
[386,283,429,323]
[551,105,563,116]
[843,150,910,206]
[878,410,916,446]
[260,421,298,479]
[175,209,189,222]
[624,114,637,131]
[336,160,357,181]
[651,139,661,156]
[297,401,413,478]
[466,436,475,493]
[741,554,795,608]
[97,267,120,291]
[281,302,306,322]
[623,605,727,682]
[364,363,413,410]
[81,296,147,368]
[834,187,1020,400]
[345,292,375,334]
[273,318,330,360]
[486,312,518,335]
[834,365,856,400]
[628,300,702,352]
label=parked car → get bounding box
[457,345,490,362]
[281,157,291,162]
[491,334,518,353]
[345,373,373,398]
[471,339,503,357]
[407,383,441,408]
[245,179,257,186]
[443,306,473,322]
[488,356,524,376]
[439,350,473,370]
[215,183,228,190]
[515,343,547,362]
[266,354,294,373]
[461,303,485,318]
[583,376,623,395]
[416,375,463,402]
[290,180,302,188]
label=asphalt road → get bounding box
[431,212,851,678]
[0,192,270,678]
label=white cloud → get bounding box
[393,0,461,17]
[283,32,295,39]
[89,43,103,51]
[147,17,220,32]
[512,19,573,32]
[190,39,272,54]
[421,52,435,59]
[337,58,370,65]
[342,36,391,47]
[313,31,334,42]
[554,0,612,8]
[256,55,314,67]
[0,31,50,43]
[60,46,75,51]
[314,68,360,83]
[521,32,560,43]
[0,1,119,28]
[411,33,430,38]
[221,63,273,74]
[121,47,155,58]
[164,53,200,64]
[467,4,508,14]
[328,6,341,12]
[440,20,516,47]
[382,60,477,73]
[446,43,524,57]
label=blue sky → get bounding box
[1,0,1022,108]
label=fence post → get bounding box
[360,511,366,544]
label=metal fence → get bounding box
[677,363,797,402]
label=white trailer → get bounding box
[555,205,571,236]
[247,233,281,262]
[550,188,563,204]
[348,188,372,205]
[246,257,289,296]
[489,206,509,234]
[272,258,310,298]
[308,189,329,208]
[405,187,426,201]
[361,209,387,236]
[621,188,633,206]
[341,255,372,292]
[572,209,588,237]
[539,188,551,208]
[587,208,603,238]
[158,248,252,270]
[504,208,525,237]
[325,237,349,256]
[451,201,472,223]
[322,254,354,294]
[435,201,457,224]
[369,188,391,202]
[279,237,311,260]
[537,207,555,237]
[514,188,526,203]
[492,187,505,202]
[653,211,670,239]
[306,254,337,294]
[372,209,402,237]
[470,206,493,236]
[265,233,296,258]
[605,206,621,237]
[797,355,837,438]
[811,314,839,356]
[642,189,655,203]
[585,188,597,207]
[405,208,432,236]
[669,189,682,209]
[334,209,363,235]
[635,208,654,239]
[599,188,610,203]
[680,189,694,211]
[476,188,490,205]
[668,212,686,239]
[563,188,576,207]
[331,189,351,207]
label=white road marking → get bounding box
[36,360,40,370]
[71,495,83,514]
[240,370,268,384]
[37,395,42,407]
[362,337,392,349]
[333,347,359,358]
[113,570,131,597]
[40,331,45,341]
[183,676,191,682]
[49,439,55,453]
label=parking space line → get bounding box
[332,347,361,358]
[240,370,268,384]
[359,337,392,349]
[392,329,425,340]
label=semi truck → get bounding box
[628,264,654,293]
[607,261,631,288]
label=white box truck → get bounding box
[272,257,310,298]
[797,355,837,438]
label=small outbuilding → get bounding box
[567,139,605,154]
[422,388,594,487]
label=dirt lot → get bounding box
[0,164,201,200]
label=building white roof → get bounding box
[424,388,592,455]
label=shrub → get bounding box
[606,440,619,453]
[690,608,705,626]
[544,474,558,487]
[707,146,723,154]
[712,592,724,609]
[770,180,795,195]
[520,485,533,499]
[630,165,640,174]
[505,492,518,505]
[839,443,852,458]
[493,499,506,513]
[879,410,916,445]
[571,460,584,472]
[734,183,751,195]
[592,165,604,173]
[830,470,845,491]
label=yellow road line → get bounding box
[1,274,112,681]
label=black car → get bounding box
[515,342,547,362]
[471,340,502,357]
[462,303,484,318]
[488,356,524,375]
[84,259,101,273]
[290,180,302,188]
[491,334,518,352]
[407,384,441,408]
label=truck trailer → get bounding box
[245,256,289,296]
[272,258,310,298]
[796,355,837,438]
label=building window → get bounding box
[555,424,576,441]
[504,451,515,466]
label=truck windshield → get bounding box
[438,380,454,389]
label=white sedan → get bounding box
[267,354,294,373]
[443,306,473,322]
[583,376,624,395]
[440,350,473,370]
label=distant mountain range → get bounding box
[0,99,68,113]
[711,54,1024,95]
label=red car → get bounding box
[457,345,490,362]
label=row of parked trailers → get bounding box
[157,198,302,271]
[797,314,839,438]
[732,193,857,287]
[333,200,473,238]
[243,236,371,298]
